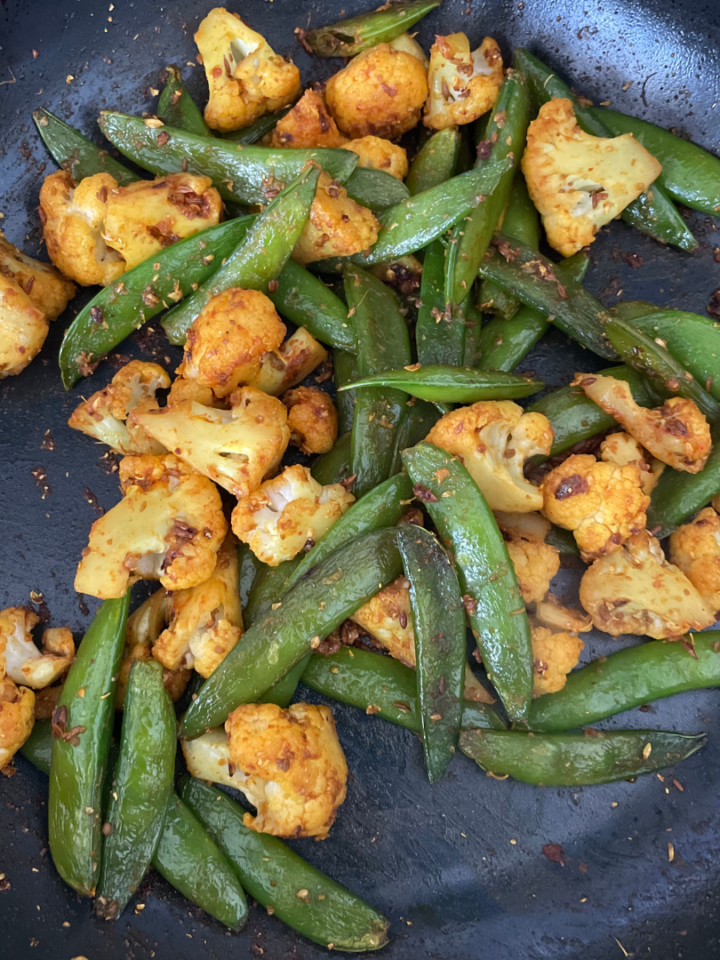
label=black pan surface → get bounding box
[2,1,720,958]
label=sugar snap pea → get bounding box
[345,167,410,210]
[406,127,461,196]
[270,259,355,353]
[243,557,303,629]
[302,0,440,57]
[340,366,543,402]
[33,108,136,185]
[391,399,442,474]
[416,240,467,366]
[157,66,212,138]
[334,349,360,435]
[311,431,352,485]
[238,543,262,612]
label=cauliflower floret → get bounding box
[531,625,584,698]
[575,373,711,474]
[534,593,592,633]
[74,454,227,598]
[167,376,221,408]
[283,386,338,454]
[521,98,662,257]
[178,287,286,397]
[600,431,664,496]
[506,539,561,604]
[153,535,243,677]
[232,464,355,566]
[135,388,290,498]
[579,530,715,638]
[669,507,720,619]
[0,274,49,379]
[325,42,428,140]
[269,89,348,148]
[424,34,503,130]
[68,360,171,455]
[342,136,409,180]
[244,327,329,396]
[292,171,379,265]
[425,401,553,512]
[0,607,74,689]
[389,33,429,67]
[350,576,415,666]
[494,510,551,543]
[0,677,35,770]
[195,7,301,132]
[540,453,649,562]
[0,236,75,320]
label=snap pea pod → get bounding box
[544,525,580,556]
[402,444,533,722]
[243,557,303,629]
[406,127,461,196]
[33,108,136,185]
[460,728,705,786]
[180,777,389,952]
[270,259,355,353]
[59,216,253,388]
[528,632,720,733]
[163,165,319,344]
[311,431,352,485]
[345,266,412,498]
[391,399,442,474]
[49,596,130,896]
[181,528,403,738]
[97,659,176,918]
[345,167,410,210]
[463,302,483,367]
[341,366,543,402]
[238,543,262,612]
[514,49,698,252]
[20,718,54,773]
[157,66,212,137]
[334,349,360,435]
[98,112,358,205]
[222,106,293,144]
[416,239,465,365]
[302,0,440,56]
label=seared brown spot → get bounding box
[554,474,589,500]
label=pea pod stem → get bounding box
[406,127,460,196]
[340,366,543,402]
[157,65,212,137]
[302,0,441,57]
[33,108,135,184]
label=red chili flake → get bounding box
[542,843,567,866]
[708,289,720,320]
[554,474,589,500]
[625,252,644,269]
[412,483,438,503]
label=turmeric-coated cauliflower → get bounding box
[292,171,379,265]
[350,576,415,667]
[342,136,409,180]
[135,388,290,498]
[600,431,664,495]
[167,376,220,408]
[494,510,551,543]
[575,373,711,474]
[0,607,74,689]
[531,625,584,698]
[74,454,227,598]
[425,401,553,512]
[669,507,720,619]
[521,98,662,256]
[0,274,50,379]
[534,593,592,634]
[424,34,503,130]
[579,531,715,638]
[269,89,348,148]
[195,7,301,132]
[540,453,649,562]
[0,236,75,320]
[0,677,35,770]
[283,386,338,454]
[243,328,329,396]
[232,464,354,566]
[506,539,561,604]
[68,360,171,455]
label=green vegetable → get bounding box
[402,444,533,722]
[345,167,410,210]
[157,66,212,137]
[243,557,302,629]
[302,0,441,56]
[390,399,442,474]
[49,596,129,896]
[462,302,483,367]
[270,259,355,353]
[311,431,352,485]
[222,106,294,144]
[238,543,262,612]
[417,240,466,366]
[33,108,135,185]
[406,126,460,196]
[340,366,543,403]
[20,718,53,772]
[334,349,360,435]
[544,525,580,556]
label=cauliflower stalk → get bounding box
[283,386,338,455]
[669,507,720,618]
[600,431,664,495]
[534,593,592,634]
[292,171,379,265]
[269,89,348,149]
[0,236,75,320]
[531,625,584,698]
[0,677,35,770]
[0,607,74,689]
[243,327,329,396]
[424,34,503,130]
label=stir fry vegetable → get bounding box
[302,0,441,57]
[340,366,543,402]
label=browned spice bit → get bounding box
[707,289,720,321]
[398,610,408,629]
[412,482,438,503]
[170,519,199,541]
[76,350,100,378]
[583,727,601,738]
[89,305,104,325]
[147,223,180,247]
[51,705,86,746]
[340,473,357,492]
[134,324,165,355]
[40,430,56,451]
[556,282,567,300]
[672,778,684,792]
[472,646,483,664]
[267,279,279,293]
[262,176,283,201]
[314,357,333,383]
[0,878,10,892]
[554,473,589,500]
[82,487,105,515]
[98,450,121,475]
[31,466,51,499]
[157,131,170,146]
[107,352,131,369]
[97,896,120,921]
[102,822,113,836]
[680,637,698,659]
[494,238,520,261]
[462,594,478,615]
[392,700,411,713]
[294,27,314,55]
[141,286,160,307]
[578,861,588,873]
[366,704,381,715]
[542,843,567,866]
[380,82,397,97]
[624,252,644,269]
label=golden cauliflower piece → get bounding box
[342,136,409,180]
[74,454,227,598]
[534,593,592,634]
[283,386,338,454]
[506,539,561,604]
[669,507,720,619]
[269,89,348,148]
[167,376,220,408]
[540,453,649,562]
[522,98,662,257]
[178,287,286,397]
[232,464,354,566]
[579,531,715,638]
[576,373,711,474]
[244,327,329,396]
[0,236,75,320]
[494,510,551,543]
[424,34,503,130]
[531,625,584,698]
[350,576,415,667]
[0,274,50,379]
[135,388,290,498]
[195,7,300,132]
[425,401,553,512]
[0,607,74,690]
[600,431,664,495]
[68,360,170,455]
[293,171,379,265]
[0,677,35,770]
[325,42,428,140]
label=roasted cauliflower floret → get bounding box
[506,539,561,604]
[531,625,584,698]
[540,453,649,562]
[167,376,220,408]
[0,607,74,689]
[178,287,286,397]
[0,274,49,379]
[283,386,338,454]
[669,507,720,619]
[579,531,715,638]
[325,42,428,140]
[522,98,662,257]
[68,360,170,455]
[494,510,551,543]
[232,464,354,566]
[534,593,592,634]
[388,32,429,67]
[425,401,553,512]
[135,388,290,498]
[75,454,227,598]
[424,34,503,130]
[576,373,711,474]
[244,328,329,396]
[0,677,35,770]
[350,576,415,666]
[293,171,379,265]
[269,89,348,148]
[600,431,664,495]
[195,7,301,132]
[342,136,409,180]
[0,236,75,320]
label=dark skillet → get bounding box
[2,1,720,957]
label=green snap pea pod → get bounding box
[406,127,461,196]
[33,108,136,185]
[163,165,319,344]
[181,528,402,738]
[259,659,310,709]
[311,431,352,485]
[59,216,253,388]
[341,366,543,403]
[334,349,360,436]
[528,632,720,733]
[478,235,614,359]
[345,266,412,498]
[544,525,580,556]
[180,777,389,952]
[460,728,705,786]
[49,596,130,896]
[157,66,212,138]
[391,399,442,474]
[243,557,303,629]
[238,543,263,612]
[270,259,355,353]
[604,316,720,421]
[463,302,483,367]
[303,0,440,57]
[416,239,465,365]
[20,718,53,773]
[514,49,698,252]
[98,112,358,206]
[97,659,176,918]
[222,106,294,144]
[402,443,533,722]
[345,167,410,210]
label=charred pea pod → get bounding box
[416,239,467,365]
[344,167,410,210]
[340,366,543,403]
[333,349,360,436]
[402,443,534,722]
[33,108,136,185]
[302,0,440,56]
[157,66,212,138]
[270,259,355,353]
[311,431,352,485]
[49,596,130,896]
[406,127,461,196]
[222,105,294,144]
